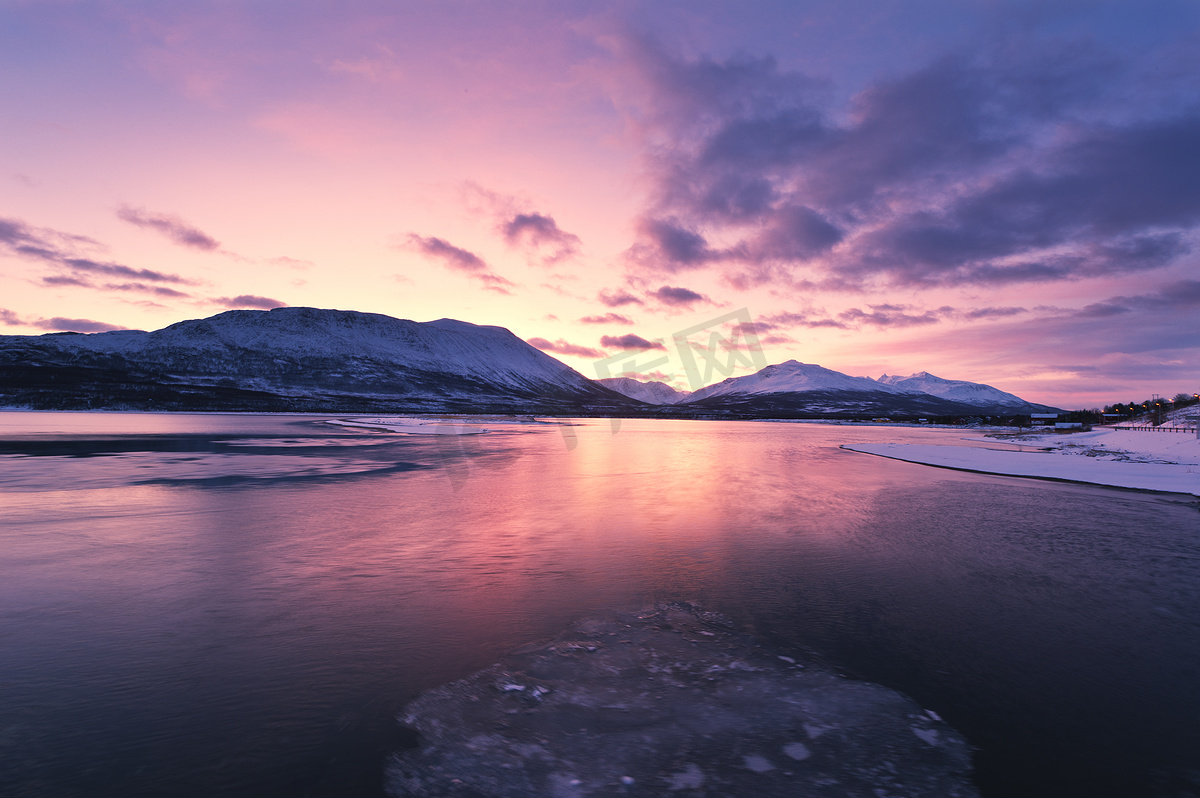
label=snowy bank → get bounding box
[387,604,978,797]
[843,427,1200,495]
[323,417,491,435]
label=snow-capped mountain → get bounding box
[680,360,1052,417]
[876,372,1029,408]
[596,377,692,405]
[0,308,1053,417]
[0,307,633,413]
[688,361,902,401]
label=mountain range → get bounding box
[606,361,1052,417]
[0,307,1055,416]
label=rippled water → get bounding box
[1,412,1198,797]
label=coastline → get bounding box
[842,427,1200,496]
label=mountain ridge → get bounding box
[0,307,633,413]
[0,307,1056,416]
[602,359,1055,416]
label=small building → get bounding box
[1054,422,1083,430]
[1031,413,1059,427]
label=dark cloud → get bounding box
[580,312,633,325]
[0,308,124,333]
[649,285,708,308]
[41,274,94,288]
[34,317,126,333]
[407,234,514,294]
[1070,279,1200,318]
[600,334,666,351]
[117,205,220,251]
[731,321,776,335]
[214,294,287,309]
[502,212,581,264]
[963,306,1028,320]
[527,337,603,358]
[616,35,1200,289]
[625,217,729,271]
[62,257,189,284]
[0,215,191,286]
[837,304,947,328]
[761,303,1031,330]
[598,289,644,307]
[408,234,487,271]
[106,283,192,298]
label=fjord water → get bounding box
[1,413,1197,798]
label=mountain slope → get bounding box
[688,361,902,401]
[0,307,634,413]
[680,360,1053,417]
[877,371,1029,408]
[596,377,692,405]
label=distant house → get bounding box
[1031,413,1058,427]
[1054,422,1083,430]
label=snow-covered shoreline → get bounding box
[843,427,1200,496]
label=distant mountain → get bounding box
[0,308,1056,417]
[596,377,692,405]
[0,307,635,413]
[877,371,1029,409]
[688,361,892,401]
[681,360,1054,417]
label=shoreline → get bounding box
[842,427,1200,496]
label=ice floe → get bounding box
[386,603,977,797]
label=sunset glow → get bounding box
[2,1,1197,408]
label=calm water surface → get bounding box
[1,412,1198,797]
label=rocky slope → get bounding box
[0,307,634,413]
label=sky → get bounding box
[1,0,1198,408]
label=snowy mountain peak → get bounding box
[0,307,637,410]
[875,371,1029,407]
[596,377,692,405]
[689,359,899,401]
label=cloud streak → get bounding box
[527,337,603,358]
[600,333,666,351]
[407,234,514,293]
[580,312,633,325]
[0,308,125,333]
[1,215,192,287]
[117,205,221,251]
[213,294,287,309]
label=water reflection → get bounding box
[1,413,1198,798]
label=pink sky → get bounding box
[2,1,1198,408]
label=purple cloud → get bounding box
[527,337,603,358]
[600,333,666,351]
[579,312,633,325]
[407,234,514,294]
[117,205,220,251]
[836,304,947,328]
[502,212,581,264]
[34,317,126,333]
[41,274,94,287]
[1,215,192,286]
[106,283,192,298]
[649,285,707,308]
[0,307,125,333]
[214,294,287,309]
[615,35,1200,290]
[598,289,643,307]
